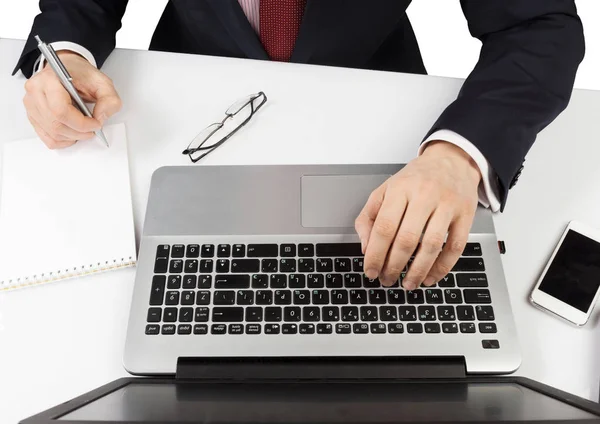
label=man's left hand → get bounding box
[355,140,482,290]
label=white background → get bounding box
[0,0,599,90]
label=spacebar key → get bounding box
[215,275,250,288]
[212,307,244,322]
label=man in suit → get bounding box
[15,0,584,290]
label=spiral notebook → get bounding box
[0,123,136,291]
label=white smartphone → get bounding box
[530,221,600,326]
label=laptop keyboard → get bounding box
[146,242,496,336]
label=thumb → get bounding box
[90,77,122,125]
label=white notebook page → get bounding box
[0,123,136,290]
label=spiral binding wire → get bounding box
[0,256,136,291]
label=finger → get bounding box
[384,199,435,289]
[363,190,408,282]
[355,185,385,253]
[406,208,452,288]
[28,113,76,150]
[44,81,101,133]
[423,212,473,287]
[90,76,122,124]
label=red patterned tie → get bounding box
[259,0,307,62]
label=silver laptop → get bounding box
[124,164,521,375]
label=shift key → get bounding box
[215,275,250,288]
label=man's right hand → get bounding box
[23,51,122,149]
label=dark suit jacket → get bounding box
[14,0,584,210]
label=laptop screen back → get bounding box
[58,381,598,422]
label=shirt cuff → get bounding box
[418,129,501,212]
[33,41,97,73]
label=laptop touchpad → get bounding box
[301,175,390,228]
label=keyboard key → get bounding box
[316,258,333,272]
[265,307,282,322]
[437,306,456,321]
[462,242,482,256]
[298,259,315,272]
[353,257,364,272]
[407,323,423,334]
[199,259,213,273]
[344,274,362,288]
[387,289,405,304]
[464,289,492,304]
[379,306,398,321]
[262,259,278,273]
[195,307,209,322]
[284,306,301,322]
[145,324,160,335]
[460,323,476,333]
[323,306,340,321]
[476,305,495,321]
[289,274,306,288]
[194,324,208,335]
[217,244,231,257]
[353,323,369,334]
[388,323,404,333]
[444,289,463,304]
[457,305,475,321]
[363,276,380,288]
[280,259,296,273]
[341,306,359,321]
[312,290,329,305]
[169,259,183,273]
[181,291,195,305]
[280,244,296,257]
[418,306,436,321]
[316,243,362,257]
[307,274,324,288]
[425,323,441,334]
[371,323,387,334]
[211,324,227,335]
[213,291,234,305]
[184,259,198,273]
[368,289,386,304]
[246,324,262,334]
[283,323,298,334]
[232,244,245,257]
[163,308,177,322]
[248,244,278,257]
[216,259,230,273]
[336,323,351,334]
[150,276,166,305]
[196,291,211,305]
[201,244,214,257]
[178,324,192,335]
[303,306,321,321]
[442,323,459,333]
[438,274,455,287]
[156,244,170,259]
[162,324,176,335]
[317,323,333,334]
[331,289,349,304]
[425,289,443,304]
[350,289,367,304]
[165,291,180,305]
[212,307,244,322]
[453,258,485,272]
[256,290,273,305]
[407,290,424,304]
[229,324,244,334]
[335,258,351,272]
[265,324,281,334]
[360,306,378,321]
[246,307,263,322]
[167,275,181,289]
[270,274,287,288]
[147,308,161,323]
[293,290,310,305]
[186,244,200,258]
[399,306,417,321]
[275,290,292,305]
[231,259,260,273]
[154,258,168,273]
[237,290,254,305]
[198,275,212,289]
[326,274,343,288]
[172,244,184,258]
[252,274,268,288]
[215,274,250,289]
[457,273,488,287]
[479,323,497,333]
[298,244,315,257]
[482,339,500,349]
[300,323,316,334]
[182,275,196,289]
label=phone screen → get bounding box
[538,229,600,312]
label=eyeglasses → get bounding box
[182,91,267,163]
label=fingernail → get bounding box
[423,276,436,287]
[403,280,416,291]
[365,269,378,280]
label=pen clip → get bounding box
[48,43,73,81]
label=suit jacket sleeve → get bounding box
[12,0,129,77]
[424,0,584,210]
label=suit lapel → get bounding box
[290,0,320,63]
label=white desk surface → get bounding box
[1,37,599,423]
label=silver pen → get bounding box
[35,35,109,147]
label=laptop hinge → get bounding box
[176,356,466,381]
